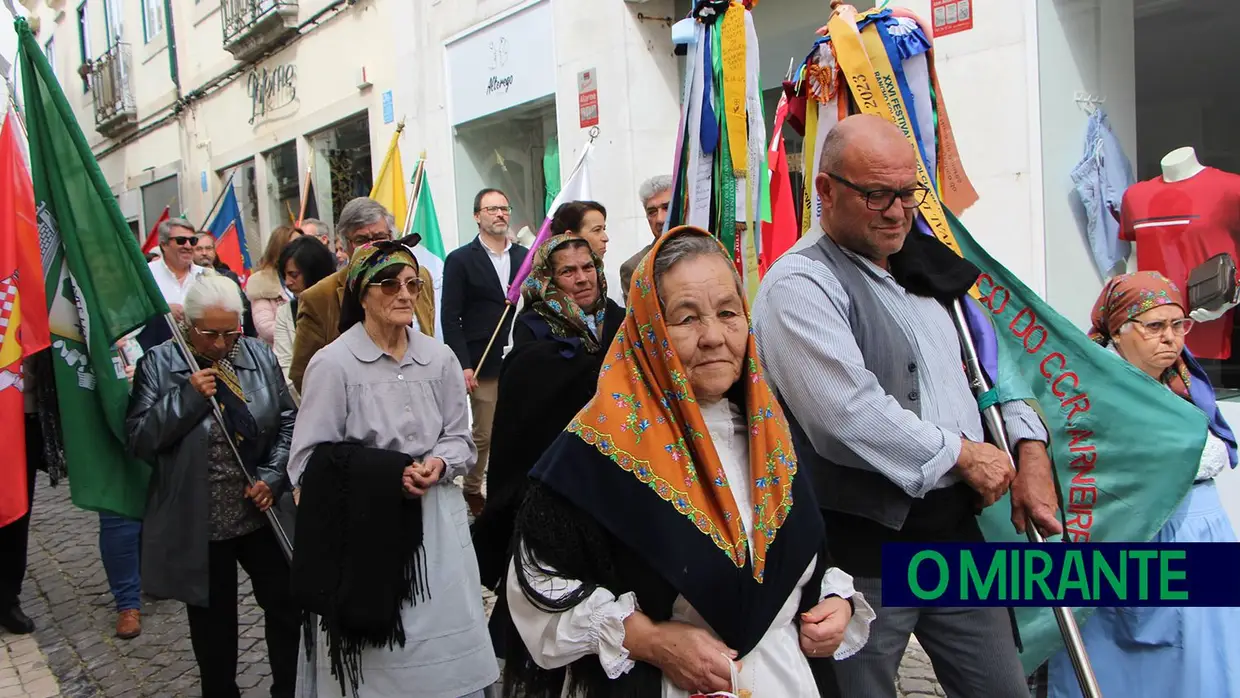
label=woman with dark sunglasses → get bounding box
[286,242,498,698]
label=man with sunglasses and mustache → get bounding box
[149,218,207,324]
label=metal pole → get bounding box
[403,157,426,237]
[199,170,239,231]
[950,299,1102,698]
[164,313,295,563]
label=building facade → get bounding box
[23,0,682,297]
[25,0,1240,518]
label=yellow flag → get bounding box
[370,126,408,226]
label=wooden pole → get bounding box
[295,162,313,226]
[473,302,513,374]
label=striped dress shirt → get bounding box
[752,240,1046,499]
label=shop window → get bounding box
[265,141,300,236]
[140,175,181,235]
[1129,0,1240,397]
[451,98,555,245]
[308,113,373,236]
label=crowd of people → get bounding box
[0,113,1237,698]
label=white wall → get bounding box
[385,0,682,303]
[549,0,680,301]
[1036,0,1136,330]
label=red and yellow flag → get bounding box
[0,109,51,527]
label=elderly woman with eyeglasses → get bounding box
[1045,271,1240,698]
[287,242,497,698]
[126,271,300,698]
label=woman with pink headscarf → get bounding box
[1047,271,1240,698]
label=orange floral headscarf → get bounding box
[566,227,798,582]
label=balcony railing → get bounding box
[221,0,298,61]
[89,43,137,138]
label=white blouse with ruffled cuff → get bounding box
[505,398,876,697]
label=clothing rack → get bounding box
[1074,91,1106,115]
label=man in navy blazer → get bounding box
[442,188,529,515]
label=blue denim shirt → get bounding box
[1071,109,1133,276]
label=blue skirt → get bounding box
[1049,480,1240,698]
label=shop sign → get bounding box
[577,68,599,129]
[445,0,556,126]
[931,0,973,37]
[382,90,394,125]
[247,62,298,125]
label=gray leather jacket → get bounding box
[125,336,296,607]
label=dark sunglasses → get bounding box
[171,235,199,246]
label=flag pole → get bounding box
[950,299,1101,698]
[295,162,313,226]
[471,135,596,372]
[163,313,294,563]
[198,170,238,231]
[473,302,513,374]
[403,153,426,237]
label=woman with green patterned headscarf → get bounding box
[472,235,624,660]
[512,234,621,352]
[287,240,499,698]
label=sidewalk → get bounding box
[3,478,946,697]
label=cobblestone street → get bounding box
[1,480,945,697]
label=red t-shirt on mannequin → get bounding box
[1120,167,1240,360]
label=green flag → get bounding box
[952,209,1206,673]
[17,18,170,519]
[543,133,561,213]
[412,167,445,260]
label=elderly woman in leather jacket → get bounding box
[126,271,300,698]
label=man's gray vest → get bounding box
[786,236,923,530]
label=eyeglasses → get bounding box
[368,278,425,296]
[1127,317,1195,338]
[351,232,392,246]
[171,235,199,246]
[478,205,512,215]
[193,327,242,342]
[827,173,931,211]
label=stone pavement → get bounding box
[1,479,945,697]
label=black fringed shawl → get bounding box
[502,459,841,698]
[289,443,429,698]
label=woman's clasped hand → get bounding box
[402,457,445,497]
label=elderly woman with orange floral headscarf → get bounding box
[501,228,874,698]
[1046,271,1240,698]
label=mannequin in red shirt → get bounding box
[1120,147,1240,360]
